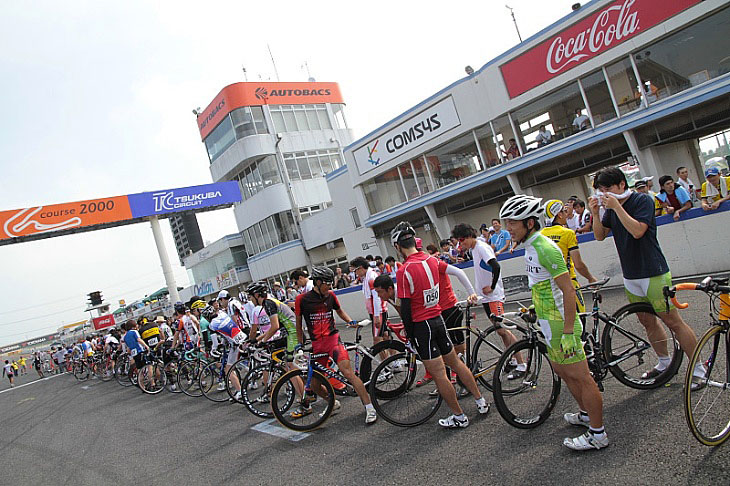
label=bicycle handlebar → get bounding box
[576,277,611,292]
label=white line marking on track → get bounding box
[0,372,68,395]
[251,419,312,442]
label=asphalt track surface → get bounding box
[3,287,730,485]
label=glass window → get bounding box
[245,167,256,196]
[266,217,278,249]
[251,164,263,194]
[319,150,334,174]
[294,107,309,131]
[271,108,286,132]
[204,116,235,162]
[606,57,642,116]
[237,173,249,200]
[350,208,361,228]
[284,154,300,181]
[305,107,321,130]
[511,81,586,152]
[286,212,299,240]
[581,70,617,125]
[282,108,297,133]
[363,167,406,214]
[296,153,312,180]
[474,124,501,168]
[332,104,348,129]
[425,132,483,189]
[399,162,419,200]
[634,8,730,105]
[231,107,256,139]
[411,157,434,194]
[308,154,323,178]
[259,156,281,187]
[317,107,332,129]
[251,106,268,134]
[491,115,519,161]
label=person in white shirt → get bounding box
[565,198,581,230]
[452,223,526,378]
[290,270,314,295]
[351,257,388,338]
[572,108,590,132]
[535,125,553,147]
[675,166,696,203]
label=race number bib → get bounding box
[232,332,245,345]
[423,286,440,308]
[148,337,159,346]
[130,349,138,357]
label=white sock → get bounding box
[475,396,487,406]
[693,362,707,378]
[454,413,466,420]
[365,403,375,412]
[656,357,672,371]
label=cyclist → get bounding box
[3,360,15,387]
[542,199,598,313]
[500,194,607,450]
[204,305,244,401]
[139,317,163,351]
[33,352,43,378]
[294,266,377,424]
[217,290,248,330]
[188,299,211,352]
[104,329,121,372]
[350,256,389,338]
[590,167,705,387]
[452,223,526,379]
[171,302,200,352]
[391,222,490,428]
[123,319,151,375]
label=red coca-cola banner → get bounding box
[92,314,115,331]
[500,0,702,98]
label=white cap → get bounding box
[488,226,495,232]
[641,176,654,182]
[217,290,230,300]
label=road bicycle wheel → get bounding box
[358,339,406,385]
[115,357,133,387]
[471,324,529,391]
[492,340,561,429]
[369,352,441,427]
[225,356,253,403]
[200,361,231,402]
[178,360,204,397]
[684,325,730,446]
[98,358,114,382]
[138,361,167,395]
[272,368,334,432]
[604,302,682,389]
[164,361,182,393]
[241,363,292,418]
[74,362,90,381]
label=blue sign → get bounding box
[128,181,241,218]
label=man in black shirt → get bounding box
[590,167,705,385]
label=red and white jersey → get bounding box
[396,251,442,322]
[363,267,387,317]
[226,298,250,329]
[430,256,458,310]
[177,315,200,345]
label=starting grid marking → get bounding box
[251,419,311,442]
[0,372,68,395]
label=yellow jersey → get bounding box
[540,225,579,281]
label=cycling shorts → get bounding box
[132,353,145,369]
[483,301,505,321]
[624,272,673,314]
[408,316,453,361]
[441,306,464,345]
[227,345,240,365]
[573,278,586,314]
[312,334,349,366]
[369,311,389,338]
[538,316,585,365]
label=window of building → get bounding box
[270,104,332,132]
[363,167,406,215]
[231,106,269,139]
[282,150,342,182]
[581,70,617,125]
[511,81,587,152]
[234,156,282,201]
[399,162,420,200]
[424,132,483,190]
[332,104,348,129]
[258,155,282,188]
[606,57,642,116]
[634,7,730,105]
[204,116,235,162]
[474,125,502,169]
[491,114,519,161]
[411,157,434,195]
[350,207,361,228]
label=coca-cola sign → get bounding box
[500,0,701,98]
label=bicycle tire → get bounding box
[603,302,682,389]
[369,352,442,427]
[272,368,334,432]
[115,357,133,387]
[98,358,114,382]
[684,324,730,446]
[164,361,182,393]
[492,339,561,429]
[471,324,529,391]
[178,359,204,397]
[138,361,167,395]
[358,339,406,384]
[74,362,90,381]
[225,356,252,403]
[199,361,231,402]
[241,362,292,418]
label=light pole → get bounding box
[506,5,523,43]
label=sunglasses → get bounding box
[457,237,467,243]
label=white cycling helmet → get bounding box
[499,195,544,220]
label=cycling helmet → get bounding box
[543,199,564,226]
[201,305,217,322]
[190,299,206,310]
[174,301,186,314]
[247,281,269,297]
[499,195,544,220]
[390,221,416,246]
[310,266,335,284]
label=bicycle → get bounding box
[234,343,293,418]
[137,350,167,395]
[176,346,209,397]
[492,277,683,429]
[73,358,90,381]
[199,342,235,402]
[664,275,730,446]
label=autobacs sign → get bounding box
[353,97,461,176]
[500,0,702,98]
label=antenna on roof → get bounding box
[267,44,281,82]
[302,61,315,82]
[242,66,248,82]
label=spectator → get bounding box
[286,285,298,301]
[634,179,649,194]
[700,167,730,211]
[272,281,287,301]
[675,166,696,200]
[477,224,490,243]
[535,125,553,147]
[334,267,351,289]
[503,138,520,160]
[488,218,511,256]
[290,269,313,294]
[384,256,400,278]
[439,239,455,263]
[564,198,580,231]
[365,254,376,268]
[572,108,590,131]
[426,244,440,256]
[655,175,692,221]
[573,199,592,234]
[448,237,463,262]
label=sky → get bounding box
[0,0,583,346]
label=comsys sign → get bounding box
[353,97,461,176]
[198,82,344,139]
[499,0,702,98]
